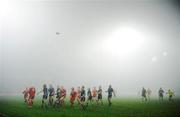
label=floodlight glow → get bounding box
[152,56,157,62]
[163,51,167,56]
[102,27,144,56]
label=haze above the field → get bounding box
[0,0,180,96]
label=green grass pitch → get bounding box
[0,97,180,117]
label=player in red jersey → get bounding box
[92,87,97,104]
[22,87,29,103]
[27,87,36,108]
[70,87,77,108]
[60,86,66,107]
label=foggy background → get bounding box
[0,0,180,97]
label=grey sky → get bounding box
[0,0,180,96]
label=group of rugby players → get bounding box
[141,87,175,102]
[22,85,116,109]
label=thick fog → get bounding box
[0,0,180,97]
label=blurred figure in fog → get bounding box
[60,86,66,107]
[106,85,115,106]
[70,87,77,108]
[141,87,147,101]
[86,88,92,106]
[76,87,81,106]
[48,84,55,106]
[42,84,48,109]
[28,87,36,108]
[80,86,86,110]
[37,84,48,109]
[97,86,103,105]
[54,85,61,108]
[166,89,175,101]
[147,88,152,101]
[92,87,97,104]
[158,87,164,101]
[22,87,29,103]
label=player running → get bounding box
[76,87,81,106]
[92,87,97,104]
[70,87,77,108]
[60,86,66,107]
[27,87,36,108]
[86,88,92,106]
[37,84,49,109]
[158,87,164,101]
[141,87,147,101]
[80,86,86,110]
[97,86,103,105]
[166,89,175,101]
[48,84,55,106]
[54,85,61,108]
[42,84,48,109]
[22,87,29,103]
[147,88,152,101]
[106,85,115,106]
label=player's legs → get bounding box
[169,95,172,101]
[49,96,54,106]
[60,96,66,107]
[86,97,90,106]
[42,98,48,109]
[142,96,144,102]
[41,95,48,109]
[48,96,51,106]
[159,96,163,101]
[24,95,27,102]
[42,96,45,108]
[145,95,147,101]
[108,95,112,106]
[99,96,103,105]
[77,96,81,107]
[28,96,34,108]
[97,95,101,105]
[92,96,96,105]
[99,95,103,105]
[42,99,44,108]
[54,97,61,108]
[96,97,99,105]
[70,99,74,107]
[148,95,150,101]
[80,97,86,110]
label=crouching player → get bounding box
[28,87,36,108]
[70,87,77,108]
